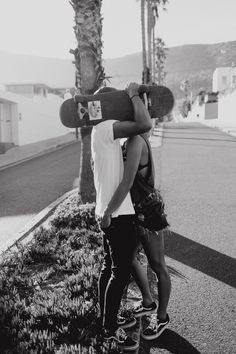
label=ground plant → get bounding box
[0,194,125,353]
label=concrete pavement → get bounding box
[156,122,236,354]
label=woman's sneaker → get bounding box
[133,301,157,318]
[103,327,139,351]
[117,315,137,329]
[141,313,170,340]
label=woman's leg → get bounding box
[139,228,171,320]
[131,249,153,306]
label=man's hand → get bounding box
[101,213,111,229]
[126,82,140,99]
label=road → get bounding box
[144,122,236,354]
[0,141,81,248]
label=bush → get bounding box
[0,196,117,353]
[51,195,100,233]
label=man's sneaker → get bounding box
[141,313,169,340]
[103,327,139,351]
[117,315,137,329]
[133,301,157,318]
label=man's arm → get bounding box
[113,82,152,139]
[101,135,143,228]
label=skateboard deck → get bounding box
[60,85,174,128]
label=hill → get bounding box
[0,41,236,97]
[104,41,236,98]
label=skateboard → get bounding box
[60,85,174,128]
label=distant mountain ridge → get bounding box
[104,41,236,98]
[0,41,236,97]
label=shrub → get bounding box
[0,197,111,353]
[51,195,100,233]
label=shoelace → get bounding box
[116,327,127,341]
[147,313,157,330]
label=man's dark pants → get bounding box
[99,215,137,332]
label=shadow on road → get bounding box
[138,329,201,354]
[165,231,236,288]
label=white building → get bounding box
[212,66,236,92]
[0,87,68,150]
[5,83,49,99]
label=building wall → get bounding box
[218,90,236,126]
[188,101,205,121]
[204,102,218,120]
[0,101,14,143]
[17,95,68,145]
[213,67,236,92]
[0,90,68,146]
[188,90,236,129]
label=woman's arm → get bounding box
[101,135,144,228]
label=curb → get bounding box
[217,127,236,139]
[1,188,79,255]
[0,139,79,172]
[150,124,164,148]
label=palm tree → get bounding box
[147,0,152,82]
[141,0,149,84]
[145,0,168,84]
[154,37,168,84]
[69,0,105,203]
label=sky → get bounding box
[0,0,235,59]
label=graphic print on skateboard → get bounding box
[60,85,174,128]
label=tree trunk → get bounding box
[152,25,156,83]
[147,0,152,83]
[70,0,105,203]
[141,0,148,84]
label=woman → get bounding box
[102,125,171,340]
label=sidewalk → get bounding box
[0,132,78,171]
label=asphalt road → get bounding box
[0,141,81,248]
[151,122,236,354]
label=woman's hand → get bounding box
[101,213,111,229]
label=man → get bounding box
[91,82,152,351]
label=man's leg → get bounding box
[98,234,112,321]
[103,216,137,332]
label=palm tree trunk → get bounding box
[147,0,152,83]
[70,0,105,203]
[152,25,156,83]
[141,0,148,84]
